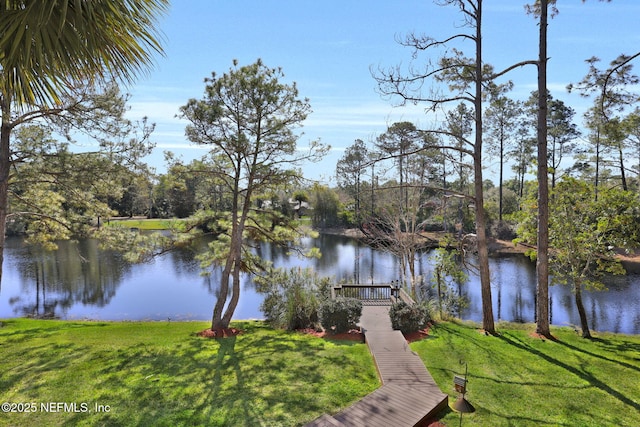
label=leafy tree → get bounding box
[362,179,433,297]
[429,247,468,320]
[518,0,613,338]
[155,168,197,218]
[336,138,369,227]
[110,170,154,218]
[525,0,553,337]
[568,55,639,194]
[178,60,327,331]
[409,133,444,194]
[442,103,475,235]
[547,96,581,188]
[309,183,341,228]
[622,107,640,191]
[518,177,640,338]
[158,155,239,219]
[374,0,539,333]
[10,129,115,248]
[0,0,167,282]
[508,118,535,199]
[8,86,155,248]
[375,122,421,214]
[361,122,440,294]
[523,91,581,191]
[485,94,521,221]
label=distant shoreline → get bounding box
[317,227,640,273]
[317,227,528,255]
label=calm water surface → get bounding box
[1,234,639,334]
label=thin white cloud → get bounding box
[127,100,185,123]
[156,142,208,150]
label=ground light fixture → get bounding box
[451,361,475,426]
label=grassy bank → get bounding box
[105,217,311,231]
[105,218,179,230]
[0,319,378,426]
[3,319,639,426]
[413,321,640,426]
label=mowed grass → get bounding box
[0,319,379,427]
[105,218,180,230]
[413,321,640,427]
[108,217,312,231]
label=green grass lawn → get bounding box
[413,321,640,427]
[0,319,378,427]
[2,318,639,427]
[105,218,179,230]
[105,217,311,231]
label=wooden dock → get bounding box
[306,305,448,426]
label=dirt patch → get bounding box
[297,328,364,342]
[528,331,558,341]
[298,325,434,343]
[197,327,243,338]
[476,328,499,337]
[404,326,432,343]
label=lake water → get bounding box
[1,234,639,334]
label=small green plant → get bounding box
[255,267,332,330]
[389,301,430,334]
[429,247,469,320]
[319,297,363,333]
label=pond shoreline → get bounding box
[317,227,640,273]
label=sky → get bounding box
[125,0,640,184]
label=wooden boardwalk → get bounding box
[306,305,448,427]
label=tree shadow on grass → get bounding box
[430,322,501,362]
[553,337,640,373]
[1,342,85,395]
[498,333,640,413]
[68,326,358,426]
[463,405,576,427]
[0,320,109,344]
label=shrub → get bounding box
[492,220,517,240]
[389,301,430,334]
[255,267,331,330]
[319,297,363,334]
[285,285,320,330]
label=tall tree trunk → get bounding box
[499,134,504,222]
[618,145,627,191]
[595,126,600,201]
[211,258,233,330]
[550,138,557,189]
[408,246,417,298]
[211,166,243,330]
[436,266,444,319]
[219,163,256,328]
[518,160,525,198]
[574,281,592,339]
[475,0,495,334]
[0,101,12,288]
[222,259,242,327]
[536,0,551,338]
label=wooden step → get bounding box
[304,413,345,426]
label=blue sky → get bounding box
[126,0,640,184]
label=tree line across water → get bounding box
[3,1,640,338]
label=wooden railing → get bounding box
[332,284,391,300]
[331,283,416,305]
[398,288,416,305]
